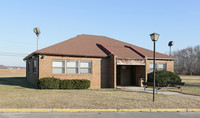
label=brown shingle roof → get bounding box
[24,34,176,60]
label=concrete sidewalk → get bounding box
[117,86,200,99]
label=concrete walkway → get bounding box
[117,86,200,99]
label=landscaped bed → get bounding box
[0,75,200,109]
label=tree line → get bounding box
[172,45,200,75]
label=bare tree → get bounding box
[172,45,200,75]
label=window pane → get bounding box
[33,60,37,72]
[163,64,166,70]
[53,61,65,67]
[150,63,158,72]
[67,61,78,67]
[53,67,65,74]
[34,60,36,67]
[80,68,91,74]
[158,63,164,68]
[80,62,91,68]
[67,68,78,74]
[150,63,153,68]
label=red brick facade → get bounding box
[26,54,174,88]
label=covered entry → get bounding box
[116,59,145,86]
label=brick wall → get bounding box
[26,55,174,88]
[38,55,102,89]
[135,65,145,86]
[145,59,174,82]
[26,56,39,86]
[101,58,110,88]
[107,55,116,88]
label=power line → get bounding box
[0,52,29,55]
[0,52,29,57]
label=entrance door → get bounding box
[117,65,131,86]
[117,65,137,86]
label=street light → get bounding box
[150,33,160,102]
[168,41,174,56]
[33,27,41,50]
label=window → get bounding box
[52,61,65,74]
[27,60,30,72]
[33,60,37,73]
[52,60,92,74]
[150,63,166,72]
[157,63,166,71]
[66,61,78,74]
[80,61,91,74]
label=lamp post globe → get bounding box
[150,33,160,41]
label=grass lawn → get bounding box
[0,73,200,109]
[162,75,200,96]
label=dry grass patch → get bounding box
[0,72,200,109]
[0,76,200,109]
[0,69,25,77]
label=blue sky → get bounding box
[0,0,200,66]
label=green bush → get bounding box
[147,70,181,87]
[59,80,90,89]
[38,77,90,89]
[37,77,60,89]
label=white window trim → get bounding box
[150,63,167,72]
[80,61,92,74]
[52,60,65,74]
[66,60,78,74]
[52,60,92,75]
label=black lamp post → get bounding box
[33,27,41,50]
[150,33,160,102]
[168,41,174,56]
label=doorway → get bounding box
[117,65,137,86]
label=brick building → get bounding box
[24,34,176,89]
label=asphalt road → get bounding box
[0,112,200,118]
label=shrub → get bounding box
[37,77,60,89]
[148,70,181,87]
[38,77,90,89]
[59,80,90,89]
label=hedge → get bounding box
[37,77,60,89]
[37,77,90,89]
[147,70,181,87]
[59,80,90,89]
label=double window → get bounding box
[150,63,166,72]
[52,60,92,74]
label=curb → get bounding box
[0,109,200,113]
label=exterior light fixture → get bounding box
[33,27,41,50]
[150,32,160,102]
[168,41,174,56]
[150,33,160,41]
